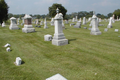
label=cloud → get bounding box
[92,0,119,6]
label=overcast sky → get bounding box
[5,0,120,15]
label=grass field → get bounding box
[0,20,120,80]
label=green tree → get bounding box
[107,13,113,18]
[113,9,120,19]
[49,3,67,19]
[0,0,9,24]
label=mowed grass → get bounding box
[0,20,120,80]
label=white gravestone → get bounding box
[74,20,81,28]
[52,8,68,46]
[46,74,67,80]
[2,21,6,27]
[44,18,48,29]
[51,18,54,26]
[22,14,35,33]
[44,34,52,41]
[90,11,101,35]
[9,17,19,30]
[104,28,108,32]
[4,43,11,47]
[72,18,75,22]
[6,47,11,52]
[107,17,112,28]
[82,17,86,25]
[15,57,22,66]
[115,29,119,32]
[40,21,43,25]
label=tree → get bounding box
[113,9,120,19]
[107,13,113,18]
[0,0,9,24]
[49,3,67,19]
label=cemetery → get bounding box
[0,13,120,79]
[0,1,120,80]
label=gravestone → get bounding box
[83,27,87,29]
[4,43,11,47]
[9,17,19,30]
[44,18,48,29]
[82,17,86,25]
[46,74,67,80]
[62,20,65,29]
[107,17,112,28]
[104,28,108,32]
[74,21,81,28]
[51,18,54,26]
[15,57,22,66]
[90,11,101,35]
[72,18,75,22]
[115,29,119,32]
[6,47,11,52]
[88,28,91,30]
[2,22,6,27]
[65,20,69,24]
[40,21,43,25]
[22,14,35,33]
[44,34,52,41]
[52,8,68,46]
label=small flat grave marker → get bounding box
[104,28,108,32]
[115,29,119,32]
[46,74,67,80]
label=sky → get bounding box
[5,0,120,16]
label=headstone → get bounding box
[82,17,86,25]
[15,57,22,66]
[44,34,52,41]
[52,8,68,46]
[46,74,67,80]
[88,28,91,30]
[107,17,112,28]
[9,17,19,30]
[6,47,11,52]
[62,20,65,29]
[104,28,108,32]
[51,18,54,26]
[2,22,6,27]
[72,18,75,22]
[36,19,39,25]
[4,43,11,47]
[83,27,87,29]
[44,18,48,29]
[90,11,101,35]
[74,21,81,28]
[65,20,69,24]
[75,16,78,21]
[22,14,35,33]
[40,21,43,25]
[38,26,41,28]
[115,29,119,32]
[89,20,93,26]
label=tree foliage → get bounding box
[0,0,9,24]
[113,9,120,19]
[49,3,67,19]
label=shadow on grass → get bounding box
[21,60,25,65]
[68,39,76,44]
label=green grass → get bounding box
[0,20,120,80]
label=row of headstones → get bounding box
[4,43,21,66]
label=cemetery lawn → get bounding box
[0,20,120,80]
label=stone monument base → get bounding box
[107,25,112,28]
[74,25,81,28]
[52,39,68,46]
[9,25,19,30]
[22,28,35,33]
[90,31,101,35]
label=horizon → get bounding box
[5,0,120,16]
